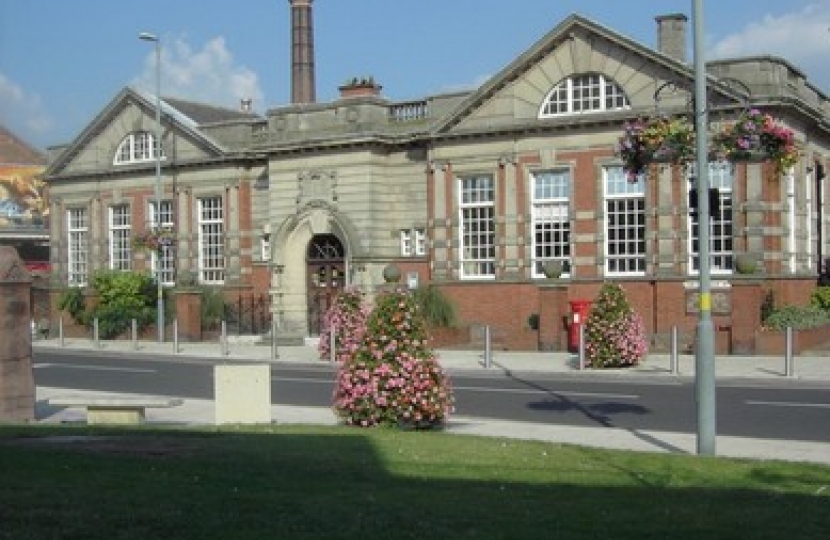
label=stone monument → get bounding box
[0,246,35,422]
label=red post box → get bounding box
[568,300,592,352]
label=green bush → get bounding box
[810,286,830,313]
[760,289,775,324]
[762,304,830,331]
[527,313,540,330]
[199,286,227,330]
[412,285,456,328]
[57,287,87,325]
[88,270,157,339]
[57,272,159,337]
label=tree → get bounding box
[318,286,369,362]
[583,283,648,368]
[332,286,453,428]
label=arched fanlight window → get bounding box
[539,73,630,118]
[113,131,165,165]
[307,234,345,260]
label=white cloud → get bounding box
[134,35,264,112]
[709,3,830,89]
[0,72,54,145]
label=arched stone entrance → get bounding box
[271,203,365,342]
[306,233,345,335]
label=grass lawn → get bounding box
[1,423,829,539]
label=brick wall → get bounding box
[428,277,826,355]
[436,282,542,350]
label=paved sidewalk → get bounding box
[32,338,830,466]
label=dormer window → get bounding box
[113,131,164,165]
[539,73,630,118]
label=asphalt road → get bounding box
[33,349,830,442]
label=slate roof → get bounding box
[163,98,261,125]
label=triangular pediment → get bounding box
[433,14,745,135]
[45,87,231,178]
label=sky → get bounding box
[2,0,830,151]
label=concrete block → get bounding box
[214,364,271,425]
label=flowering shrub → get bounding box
[618,109,799,182]
[132,226,175,251]
[711,109,798,172]
[332,286,453,428]
[318,286,369,362]
[583,283,648,368]
[618,116,694,181]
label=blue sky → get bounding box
[2,0,830,151]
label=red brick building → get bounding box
[44,7,830,352]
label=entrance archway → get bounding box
[306,233,345,335]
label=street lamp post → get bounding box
[139,32,165,343]
[691,0,716,455]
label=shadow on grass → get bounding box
[1,423,829,540]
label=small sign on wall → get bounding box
[685,291,731,314]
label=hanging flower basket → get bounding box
[650,146,681,164]
[617,116,694,182]
[133,226,175,251]
[710,109,798,172]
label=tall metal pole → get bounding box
[140,32,165,343]
[692,0,716,455]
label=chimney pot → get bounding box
[655,13,688,63]
[338,77,382,99]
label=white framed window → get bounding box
[459,175,496,278]
[261,235,272,261]
[400,229,413,256]
[149,200,175,285]
[198,196,225,284]
[67,208,88,286]
[539,73,630,118]
[688,162,734,273]
[109,204,131,271]
[531,169,571,277]
[113,131,165,165]
[400,228,427,257]
[414,228,426,256]
[605,166,646,275]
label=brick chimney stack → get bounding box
[289,0,316,104]
[655,13,688,63]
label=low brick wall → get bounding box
[755,324,830,355]
[428,326,470,349]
